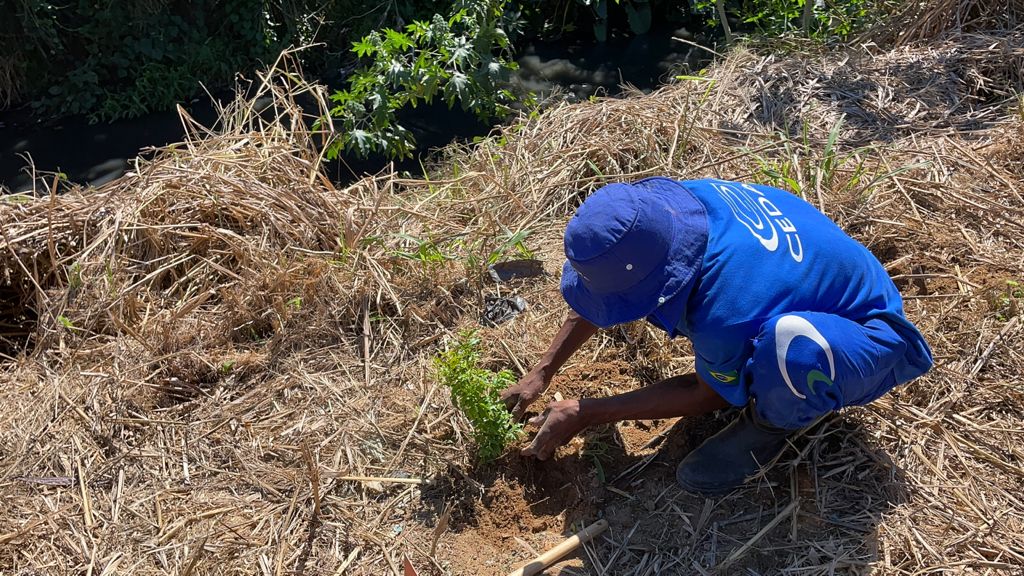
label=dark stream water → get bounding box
[0,25,707,193]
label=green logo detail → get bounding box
[806,369,834,394]
[710,370,738,383]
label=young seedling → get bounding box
[435,332,522,462]
[992,280,1023,321]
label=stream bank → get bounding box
[0,24,707,193]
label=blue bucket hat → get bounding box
[560,177,708,328]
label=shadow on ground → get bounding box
[419,409,910,575]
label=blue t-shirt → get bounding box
[645,178,933,405]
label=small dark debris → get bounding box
[481,295,528,327]
[488,259,545,283]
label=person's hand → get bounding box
[500,371,547,419]
[521,399,589,460]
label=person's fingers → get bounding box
[535,430,558,461]
[537,443,555,461]
[515,391,540,417]
[521,433,542,458]
[528,420,557,459]
[500,390,518,409]
[512,398,531,420]
[527,413,547,426]
[527,438,547,460]
[523,436,556,460]
[521,430,545,457]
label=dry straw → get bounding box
[2,17,1024,576]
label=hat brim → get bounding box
[560,181,707,328]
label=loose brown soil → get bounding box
[422,360,746,575]
[422,408,904,575]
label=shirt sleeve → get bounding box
[692,335,754,406]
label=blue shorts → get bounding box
[742,312,910,429]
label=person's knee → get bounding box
[745,312,851,429]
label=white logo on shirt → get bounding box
[710,181,804,262]
[774,315,835,400]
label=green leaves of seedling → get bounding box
[435,332,521,462]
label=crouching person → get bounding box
[501,177,932,496]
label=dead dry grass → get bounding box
[2,24,1024,576]
[871,0,1024,47]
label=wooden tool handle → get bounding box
[507,519,609,576]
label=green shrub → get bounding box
[4,0,681,127]
[3,0,289,121]
[325,0,527,159]
[2,0,385,121]
[434,332,522,461]
[695,0,897,41]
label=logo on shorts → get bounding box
[709,370,738,383]
[774,315,835,400]
[805,369,834,394]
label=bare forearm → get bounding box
[502,310,598,418]
[532,310,599,382]
[580,373,729,425]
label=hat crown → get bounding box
[564,183,673,294]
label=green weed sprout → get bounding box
[435,332,522,462]
[993,280,1023,322]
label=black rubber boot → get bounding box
[676,406,793,496]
